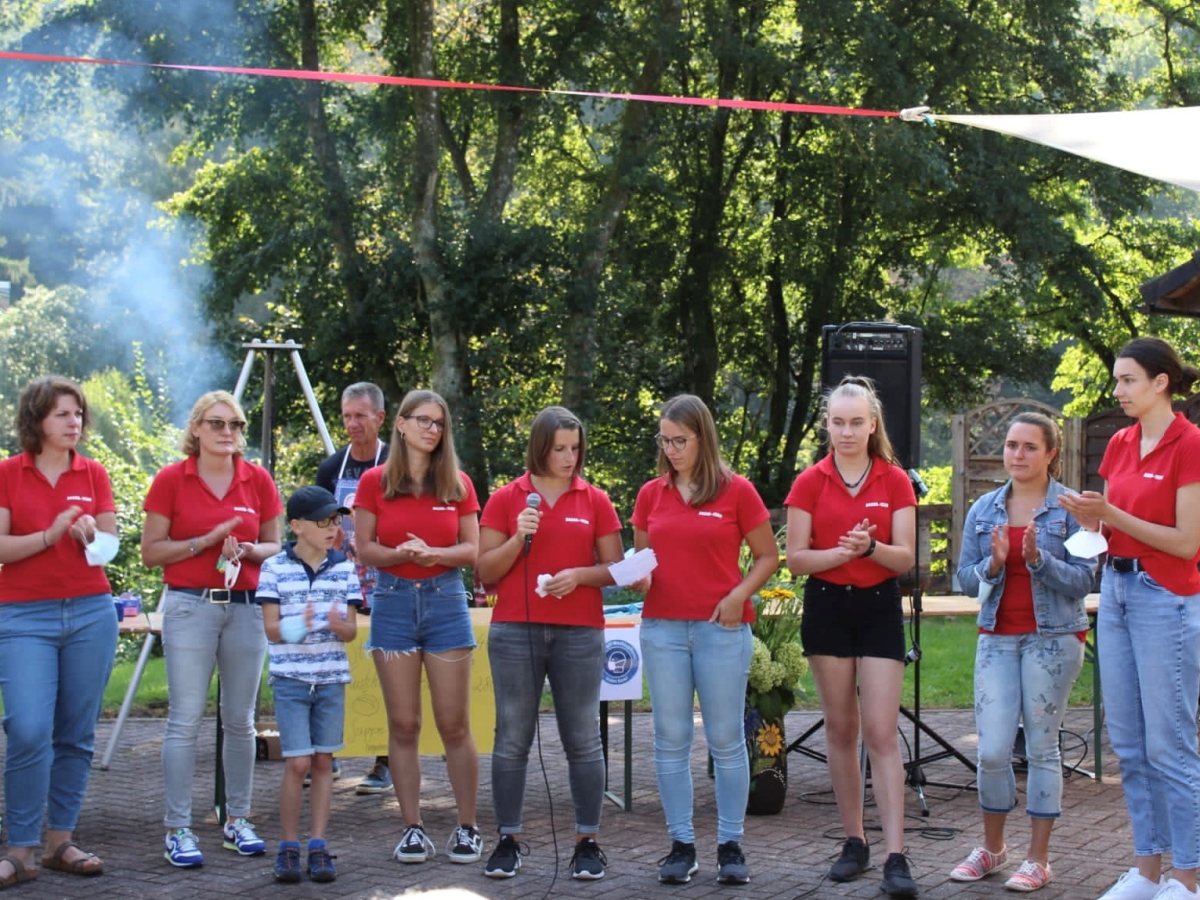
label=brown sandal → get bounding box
[40,842,103,877]
[0,856,39,890]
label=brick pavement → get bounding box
[1,708,1133,899]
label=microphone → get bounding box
[523,492,542,555]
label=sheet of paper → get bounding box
[608,548,658,586]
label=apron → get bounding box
[334,441,383,608]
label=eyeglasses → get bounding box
[655,434,692,451]
[314,514,342,528]
[202,418,247,433]
[403,415,446,433]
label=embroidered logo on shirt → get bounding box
[698,511,724,518]
[864,501,890,509]
[432,505,456,511]
[233,505,257,514]
[1142,472,1165,481]
[65,494,94,503]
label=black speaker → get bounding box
[821,323,922,470]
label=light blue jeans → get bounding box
[1100,568,1200,868]
[160,590,266,827]
[488,622,605,835]
[641,618,752,845]
[974,632,1084,817]
[0,595,117,846]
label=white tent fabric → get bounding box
[933,106,1200,192]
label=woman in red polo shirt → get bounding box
[0,376,118,884]
[141,390,283,868]
[632,394,778,887]
[1060,338,1200,900]
[784,376,918,898]
[475,406,623,880]
[355,389,482,866]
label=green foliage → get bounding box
[746,578,807,720]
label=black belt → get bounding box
[168,586,256,604]
[1106,556,1144,574]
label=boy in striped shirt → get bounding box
[257,486,361,884]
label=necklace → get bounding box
[834,457,871,489]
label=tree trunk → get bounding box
[561,0,684,417]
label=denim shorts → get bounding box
[272,677,346,757]
[366,569,476,655]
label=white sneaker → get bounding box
[1098,868,1164,900]
[1153,879,1200,900]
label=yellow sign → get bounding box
[341,608,495,756]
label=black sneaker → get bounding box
[570,838,607,880]
[657,840,698,884]
[483,834,524,879]
[829,836,869,882]
[881,852,919,898]
[716,840,750,885]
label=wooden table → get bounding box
[903,592,1104,779]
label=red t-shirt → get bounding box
[1100,412,1200,595]
[143,455,283,590]
[784,455,917,588]
[354,467,480,579]
[480,473,622,627]
[631,473,769,623]
[989,525,1037,635]
[0,451,115,602]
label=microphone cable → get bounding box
[519,511,560,898]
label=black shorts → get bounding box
[800,576,905,661]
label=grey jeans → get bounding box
[160,589,266,827]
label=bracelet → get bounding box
[189,538,199,556]
[861,536,877,558]
[43,530,50,547]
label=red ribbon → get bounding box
[0,49,898,118]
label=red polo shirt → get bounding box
[480,473,622,627]
[631,473,769,623]
[0,451,116,602]
[1100,412,1200,595]
[784,455,917,588]
[143,455,283,590]
[354,467,480,579]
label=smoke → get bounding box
[0,0,255,421]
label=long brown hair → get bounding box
[526,406,586,477]
[381,389,467,502]
[821,376,901,466]
[657,394,731,507]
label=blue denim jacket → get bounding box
[956,478,1096,634]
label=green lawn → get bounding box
[92,616,1094,717]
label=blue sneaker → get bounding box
[307,847,337,883]
[274,845,302,884]
[164,828,204,868]
[356,761,393,795]
[222,818,266,856]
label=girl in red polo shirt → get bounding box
[0,376,118,884]
[476,406,623,880]
[1061,338,1200,900]
[784,376,918,898]
[355,389,482,866]
[142,390,283,868]
[632,394,778,887]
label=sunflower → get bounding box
[756,722,784,757]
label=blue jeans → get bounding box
[160,590,266,828]
[974,632,1084,817]
[641,618,752,845]
[272,678,346,757]
[1100,568,1200,868]
[0,595,117,846]
[488,622,605,835]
